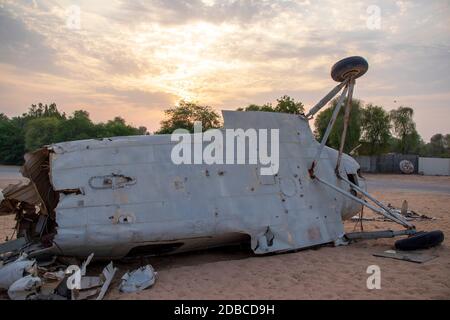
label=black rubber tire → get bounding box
[331,56,369,82]
[395,230,444,251]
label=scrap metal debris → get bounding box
[373,249,438,263]
[388,201,435,221]
[67,254,117,300]
[351,200,434,223]
[119,265,157,293]
[8,274,41,300]
[81,253,94,275]
[39,270,66,298]
[0,251,124,300]
[42,270,65,281]
[0,254,37,289]
[69,254,104,300]
[96,262,117,300]
[71,275,104,300]
[0,237,27,256]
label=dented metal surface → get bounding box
[119,265,156,293]
[0,110,367,259]
[0,256,37,289]
[7,274,41,300]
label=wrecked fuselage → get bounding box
[0,111,365,259]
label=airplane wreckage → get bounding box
[0,56,444,269]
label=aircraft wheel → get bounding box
[331,56,369,82]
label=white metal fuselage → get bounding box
[45,111,364,258]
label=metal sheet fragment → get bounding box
[96,262,117,300]
[81,253,94,275]
[43,270,65,281]
[119,265,157,293]
[0,237,27,255]
[373,250,438,263]
[7,275,41,300]
[0,256,36,289]
[80,276,103,289]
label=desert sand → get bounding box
[1,168,449,300]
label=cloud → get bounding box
[114,0,286,26]
[0,7,60,73]
[0,0,449,139]
[94,87,177,109]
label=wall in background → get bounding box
[355,154,419,174]
[418,157,450,176]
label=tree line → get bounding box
[1,97,448,165]
[0,103,147,165]
[154,95,448,159]
[313,99,449,158]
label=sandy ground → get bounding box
[1,168,449,299]
[0,165,26,190]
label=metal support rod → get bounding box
[338,175,414,228]
[309,84,349,177]
[335,78,355,172]
[345,229,417,240]
[315,176,412,228]
[305,80,348,118]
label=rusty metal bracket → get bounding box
[346,229,417,240]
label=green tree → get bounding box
[237,103,275,112]
[138,126,148,135]
[359,104,391,155]
[25,103,66,120]
[429,134,446,156]
[0,114,26,164]
[25,117,63,151]
[156,101,221,134]
[274,95,304,114]
[445,134,450,155]
[422,133,450,157]
[237,95,304,114]
[96,116,144,137]
[56,110,96,142]
[0,103,148,162]
[314,98,362,153]
[389,106,421,154]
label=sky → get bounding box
[0,0,449,140]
